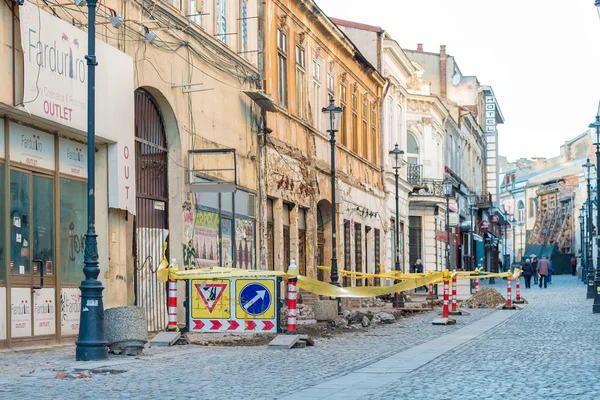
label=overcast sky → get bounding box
[316,0,600,162]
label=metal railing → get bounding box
[407,164,423,186]
[476,192,493,208]
[410,179,444,197]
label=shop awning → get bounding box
[523,244,560,259]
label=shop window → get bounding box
[33,176,54,275]
[221,217,233,267]
[0,163,4,281]
[10,170,31,275]
[60,178,86,284]
[355,222,362,286]
[374,228,381,286]
[409,216,422,267]
[389,218,395,274]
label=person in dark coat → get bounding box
[537,256,550,289]
[522,259,535,289]
[412,259,428,292]
[571,256,578,276]
[531,256,539,285]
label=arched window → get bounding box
[406,133,419,165]
[518,201,525,222]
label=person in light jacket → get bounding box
[536,256,550,289]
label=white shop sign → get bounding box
[33,288,56,336]
[20,2,135,213]
[0,287,6,340]
[59,138,87,178]
[9,123,55,170]
[60,288,81,336]
[11,288,32,338]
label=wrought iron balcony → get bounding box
[410,179,445,197]
[476,192,493,208]
[407,164,423,186]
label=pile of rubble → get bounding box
[280,304,315,326]
[461,287,506,308]
[331,310,396,329]
[360,297,389,308]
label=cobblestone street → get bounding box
[1,275,597,399]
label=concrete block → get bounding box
[150,331,181,347]
[268,335,300,349]
[314,300,339,321]
[105,306,148,355]
[432,317,456,325]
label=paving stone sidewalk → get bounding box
[0,298,494,399]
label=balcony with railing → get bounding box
[407,164,423,186]
[476,192,493,208]
[409,179,445,198]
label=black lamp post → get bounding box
[511,217,517,266]
[589,115,600,312]
[502,209,509,272]
[389,144,405,307]
[579,208,585,282]
[76,0,108,361]
[322,97,343,288]
[442,178,455,270]
[583,158,595,298]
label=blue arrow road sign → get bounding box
[239,283,272,316]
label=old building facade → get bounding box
[0,0,262,346]
[260,1,386,287]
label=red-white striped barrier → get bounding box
[475,277,479,294]
[429,283,434,302]
[442,278,450,319]
[451,270,458,313]
[504,275,514,309]
[515,277,521,302]
[287,260,298,335]
[167,259,178,331]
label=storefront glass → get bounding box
[59,178,86,284]
[0,163,4,281]
[33,176,54,275]
[10,170,31,275]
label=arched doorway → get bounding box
[133,89,169,331]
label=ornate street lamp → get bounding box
[322,97,342,289]
[519,222,525,263]
[468,193,478,271]
[583,158,595,298]
[442,178,455,270]
[76,0,108,361]
[389,144,404,307]
[589,114,600,312]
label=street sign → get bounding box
[236,280,275,319]
[188,277,280,333]
[191,279,230,319]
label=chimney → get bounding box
[440,45,447,98]
[417,43,423,52]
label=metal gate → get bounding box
[134,89,169,332]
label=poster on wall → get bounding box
[0,287,6,340]
[33,288,56,336]
[11,288,32,338]
[60,288,81,336]
[19,2,135,213]
[9,123,55,170]
[194,209,220,268]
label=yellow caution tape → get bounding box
[296,271,449,298]
[165,266,286,281]
[156,241,170,283]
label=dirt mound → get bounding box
[461,287,506,308]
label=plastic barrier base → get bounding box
[514,299,525,304]
[501,304,520,310]
[432,317,456,325]
[448,310,464,316]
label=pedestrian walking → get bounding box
[537,256,550,289]
[413,259,429,292]
[548,258,553,284]
[522,259,534,289]
[532,255,539,285]
[571,255,578,276]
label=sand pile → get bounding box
[461,287,506,308]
